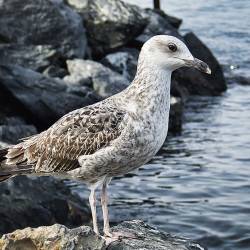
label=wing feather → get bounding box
[2,104,125,175]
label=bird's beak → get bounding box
[183,58,211,74]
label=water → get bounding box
[75,1,250,249]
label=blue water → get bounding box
[76,1,250,249]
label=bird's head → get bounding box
[141,35,211,74]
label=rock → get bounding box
[0,176,91,235]
[0,64,99,130]
[66,0,147,57]
[101,48,139,82]
[0,0,86,58]
[173,32,227,96]
[133,8,182,48]
[0,113,37,144]
[110,220,206,250]
[0,220,206,250]
[0,44,68,78]
[64,59,129,98]
[0,224,105,250]
[0,124,37,144]
[0,141,9,149]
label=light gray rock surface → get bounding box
[0,224,105,250]
[64,59,129,98]
[0,220,206,250]
[101,48,139,82]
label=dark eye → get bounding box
[168,43,177,52]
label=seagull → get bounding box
[0,35,211,239]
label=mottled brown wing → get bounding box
[5,105,125,173]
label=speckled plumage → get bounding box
[0,35,211,238]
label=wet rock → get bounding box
[173,32,227,96]
[0,220,206,250]
[133,8,182,48]
[0,64,99,130]
[0,176,91,235]
[0,0,86,58]
[66,0,147,57]
[64,59,129,98]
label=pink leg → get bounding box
[101,178,111,237]
[101,178,137,243]
[89,188,99,235]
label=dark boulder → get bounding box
[64,59,129,98]
[0,0,86,58]
[173,32,227,95]
[0,176,91,235]
[66,0,147,58]
[0,64,99,130]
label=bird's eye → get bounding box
[168,43,177,52]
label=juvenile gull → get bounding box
[0,35,211,239]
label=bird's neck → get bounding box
[122,55,172,113]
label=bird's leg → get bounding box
[101,178,111,237]
[101,178,137,243]
[89,188,99,235]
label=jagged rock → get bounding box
[110,220,206,250]
[173,32,227,96]
[66,0,147,57]
[0,176,91,235]
[133,8,182,48]
[0,64,99,130]
[0,220,206,250]
[0,224,105,250]
[0,0,86,58]
[64,59,129,98]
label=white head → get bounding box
[140,35,211,74]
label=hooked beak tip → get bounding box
[184,58,212,75]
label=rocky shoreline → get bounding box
[0,220,207,250]
[0,0,227,249]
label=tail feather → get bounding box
[0,147,33,182]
